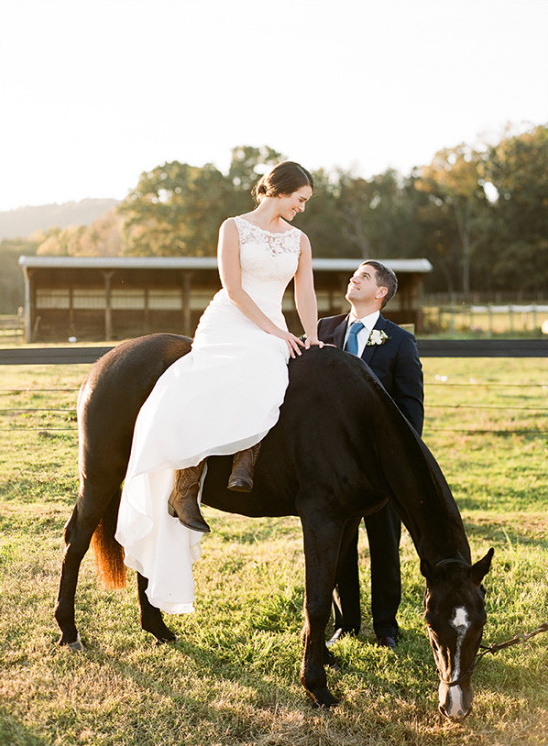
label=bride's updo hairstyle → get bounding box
[253,161,314,203]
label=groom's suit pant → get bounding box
[333,500,401,639]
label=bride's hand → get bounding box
[274,329,306,358]
[304,336,324,350]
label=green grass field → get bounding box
[421,306,548,337]
[0,357,547,746]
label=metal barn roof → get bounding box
[19,256,433,273]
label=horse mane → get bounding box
[297,347,469,562]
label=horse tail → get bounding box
[91,488,127,590]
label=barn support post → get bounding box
[407,273,423,333]
[102,271,115,341]
[143,287,150,335]
[68,286,75,335]
[22,266,33,343]
[337,273,348,313]
[182,272,193,337]
[415,274,424,333]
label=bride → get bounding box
[115,161,324,613]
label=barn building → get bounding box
[18,256,432,343]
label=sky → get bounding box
[1,0,547,211]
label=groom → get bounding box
[317,260,424,650]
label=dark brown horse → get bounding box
[55,333,493,720]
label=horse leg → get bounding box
[322,516,363,670]
[299,513,346,708]
[54,479,120,649]
[137,573,177,643]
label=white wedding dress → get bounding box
[115,216,303,613]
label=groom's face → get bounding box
[345,264,385,306]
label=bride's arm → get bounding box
[294,234,322,348]
[218,219,305,358]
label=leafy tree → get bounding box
[227,145,284,196]
[75,209,124,256]
[297,168,346,258]
[483,124,548,294]
[0,235,41,313]
[118,148,286,257]
[415,145,489,297]
[118,161,225,256]
[33,210,124,257]
[336,173,377,257]
[413,186,461,294]
[335,169,425,260]
[36,225,84,256]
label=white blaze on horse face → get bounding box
[450,607,470,682]
[452,607,469,628]
[443,606,471,719]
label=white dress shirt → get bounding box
[343,310,380,357]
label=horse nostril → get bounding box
[439,704,472,722]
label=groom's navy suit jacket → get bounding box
[317,313,424,435]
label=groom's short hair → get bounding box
[361,260,398,308]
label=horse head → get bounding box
[421,548,494,721]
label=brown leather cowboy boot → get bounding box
[227,443,261,492]
[168,460,210,533]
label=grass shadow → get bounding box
[0,709,52,746]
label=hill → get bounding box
[0,198,120,239]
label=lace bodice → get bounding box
[233,217,302,314]
[234,216,302,257]
[193,216,303,348]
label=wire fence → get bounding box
[1,383,546,435]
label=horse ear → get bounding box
[470,548,494,585]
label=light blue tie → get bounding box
[344,321,364,355]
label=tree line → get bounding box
[1,125,546,313]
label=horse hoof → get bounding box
[155,634,177,646]
[66,634,84,652]
[323,646,340,671]
[147,626,177,644]
[308,687,339,709]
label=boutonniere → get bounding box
[366,329,390,346]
